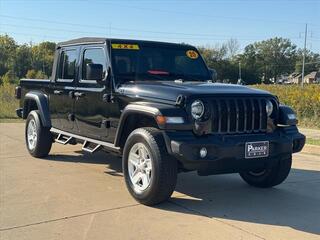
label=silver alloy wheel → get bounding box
[128,142,153,193]
[27,119,37,150]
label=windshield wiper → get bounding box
[169,69,205,82]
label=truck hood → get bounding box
[118,81,273,103]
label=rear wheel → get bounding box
[123,127,177,206]
[25,110,52,158]
[239,155,292,188]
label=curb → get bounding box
[301,144,320,156]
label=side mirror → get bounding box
[86,63,103,81]
[209,68,217,81]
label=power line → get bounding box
[0,14,105,29]
[0,30,228,43]
[0,15,299,37]
[2,15,318,43]
[107,2,320,26]
[0,31,65,40]
[0,30,257,43]
[1,22,308,41]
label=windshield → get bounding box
[110,43,210,84]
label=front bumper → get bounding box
[164,126,305,175]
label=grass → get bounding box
[0,84,19,119]
[252,84,320,129]
[306,138,320,146]
[0,118,23,123]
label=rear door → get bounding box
[74,45,110,140]
[50,47,79,132]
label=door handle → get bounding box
[53,90,63,95]
[74,92,85,98]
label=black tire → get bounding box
[122,127,177,206]
[25,110,52,158]
[239,155,292,188]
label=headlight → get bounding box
[191,100,204,120]
[266,100,273,117]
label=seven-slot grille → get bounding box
[210,98,270,134]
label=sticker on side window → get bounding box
[186,50,199,59]
[111,44,139,50]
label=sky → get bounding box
[0,0,319,53]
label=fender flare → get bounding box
[23,91,51,127]
[114,104,160,147]
[113,102,190,147]
[278,105,298,126]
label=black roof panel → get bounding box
[57,37,107,47]
[57,37,194,48]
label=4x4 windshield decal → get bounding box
[111,44,140,50]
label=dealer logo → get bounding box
[245,141,269,158]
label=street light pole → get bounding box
[301,23,307,87]
[238,61,242,84]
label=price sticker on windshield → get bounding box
[186,50,199,59]
[112,44,140,50]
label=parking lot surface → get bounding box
[0,123,319,240]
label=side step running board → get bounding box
[55,133,73,145]
[50,128,120,153]
[82,141,101,153]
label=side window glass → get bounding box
[82,48,107,81]
[58,50,77,80]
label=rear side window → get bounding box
[82,48,107,81]
[57,49,77,80]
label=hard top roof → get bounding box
[57,37,194,48]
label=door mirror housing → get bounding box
[86,63,103,81]
[209,68,217,81]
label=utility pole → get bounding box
[301,23,307,87]
[238,61,242,84]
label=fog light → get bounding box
[200,147,207,158]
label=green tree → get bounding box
[31,41,56,77]
[0,35,17,77]
[226,38,240,59]
[14,44,32,78]
[240,38,297,84]
[198,43,238,82]
[294,49,320,74]
[238,45,261,84]
[0,35,55,81]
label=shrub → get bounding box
[1,70,19,85]
[0,84,19,119]
[25,69,48,79]
[252,84,320,128]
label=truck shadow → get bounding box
[166,169,320,236]
[44,150,319,236]
[45,151,123,175]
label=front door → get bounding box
[50,47,79,132]
[74,46,110,141]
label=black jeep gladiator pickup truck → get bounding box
[15,37,305,205]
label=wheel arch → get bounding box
[114,104,160,149]
[23,91,51,127]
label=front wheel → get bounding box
[122,127,177,206]
[239,155,292,188]
[25,110,52,158]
